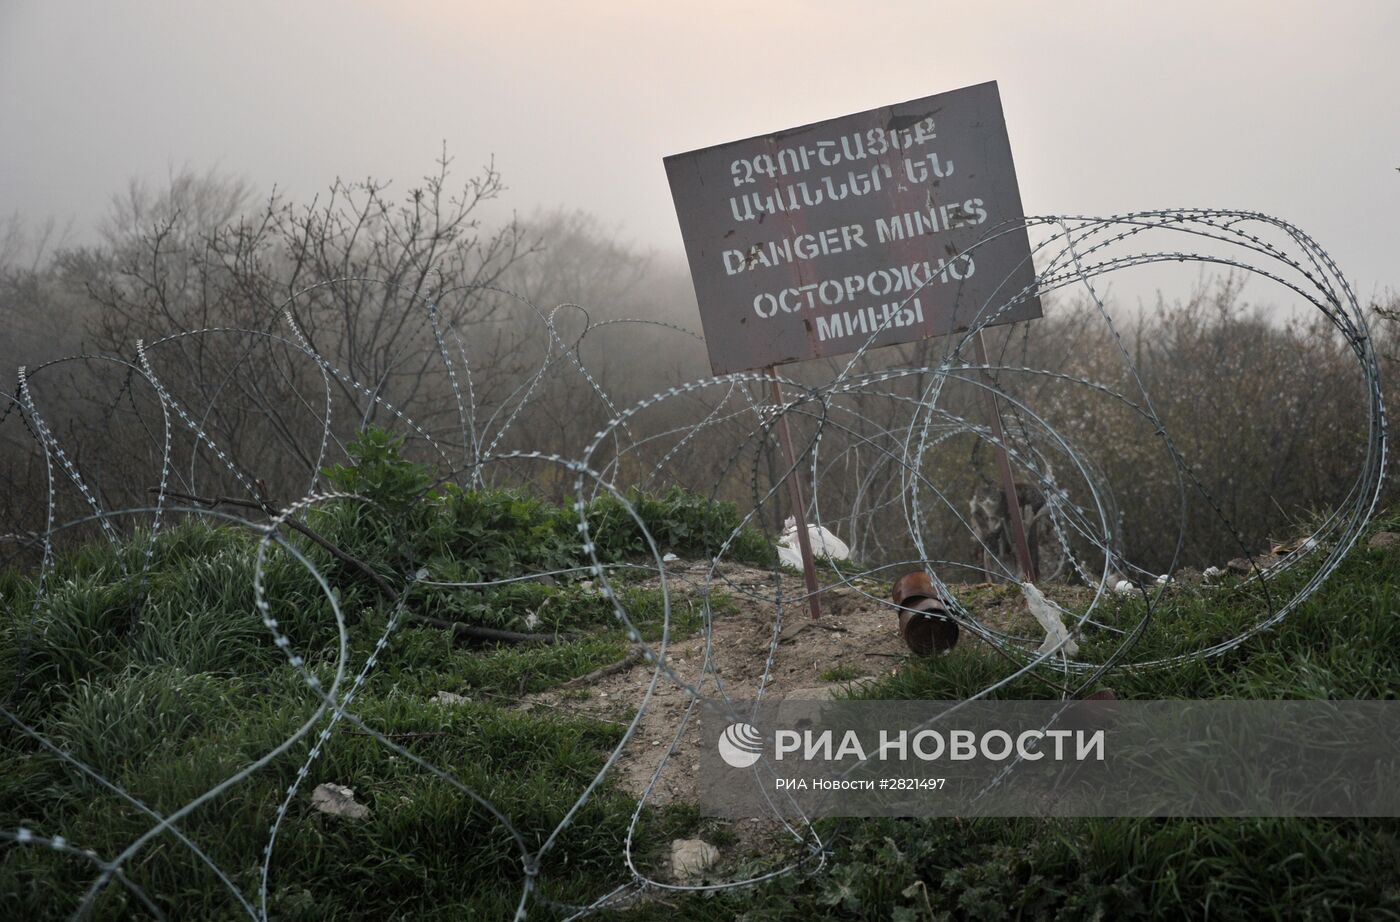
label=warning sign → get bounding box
[665,81,1041,374]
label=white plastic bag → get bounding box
[1022,581,1079,657]
[776,516,850,569]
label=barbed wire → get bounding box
[0,210,1386,919]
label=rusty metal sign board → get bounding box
[664,81,1041,375]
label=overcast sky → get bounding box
[2,0,1397,309]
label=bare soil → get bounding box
[521,560,1068,807]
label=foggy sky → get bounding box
[2,0,1397,309]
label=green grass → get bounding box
[0,440,761,920]
[818,664,868,683]
[0,520,714,918]
[2,448,1398,919]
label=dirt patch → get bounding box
[522,561,1062,807]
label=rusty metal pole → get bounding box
[765,366,822,619]
[971,331,1038,584]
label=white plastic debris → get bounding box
[523,611,542,630]
[662,552,680,563]
[776,516,850,569]
[310,783,370,819]
[1022,582,1079,657]
[1155,573,1171,585]
[776,544,803,570]
[1202,565,1224,580]
[1113,579,1136,595]
[430,690,470,706]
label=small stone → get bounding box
[310,783,370,820]
[670,838,718,879]
[1368,531,1400,551]
[778,620,805,643]
[430,691,470,706]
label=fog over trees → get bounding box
[2,156,1394,574]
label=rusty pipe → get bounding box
[890,571,958,655]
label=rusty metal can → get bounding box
[891,571,958,655]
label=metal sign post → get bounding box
[765,367,823,620]
[971,330,1038,584]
